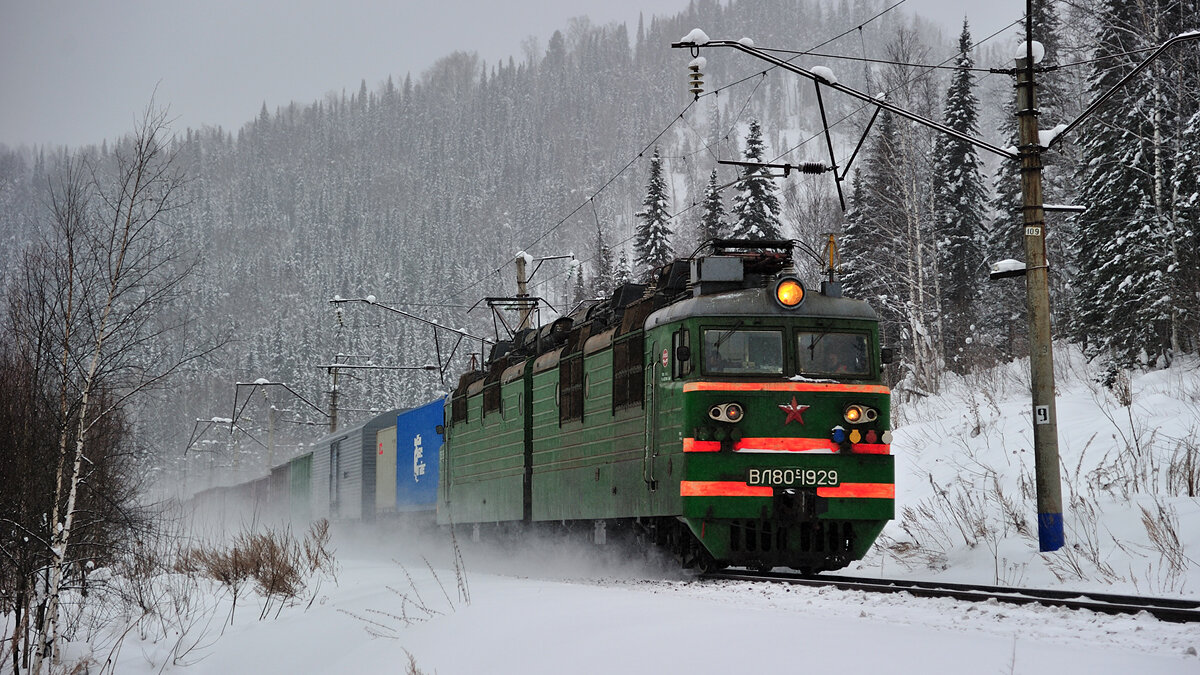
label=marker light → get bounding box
[708,402,745,423]
[831,427,847,444]
[774,277,805,309]
[844,404,877,424]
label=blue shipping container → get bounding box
[395,399,444,511]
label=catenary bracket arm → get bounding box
[672,39,1019,160]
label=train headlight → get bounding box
[708,402,745,423]
[774,277,805,309]
[843,404,877,424]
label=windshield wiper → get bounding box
[804,331,827,358]
[714,319,745,348]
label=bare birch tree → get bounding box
[0,105,214,674]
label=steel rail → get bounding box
[705,570,1200,623]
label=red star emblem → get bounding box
[779,396,809,425]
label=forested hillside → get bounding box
[2,0,1197,492]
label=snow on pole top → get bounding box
[331,294,343,302]
[689,56,707,69]
[1014,40,1045,64]
[680,28,710,45]
[810,66,838,85]
[365,294,377,304]
[254,377,271,385]
[737,37,754,47]
[516,250,534,267]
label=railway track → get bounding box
[704,570,1200,623]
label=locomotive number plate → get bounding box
[747,468,839,487]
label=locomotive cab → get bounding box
[644,241,894,572]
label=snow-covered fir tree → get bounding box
[616,250,632,286]
[593,223,617,297]
[634,147,674,271]
[698,168,727,242]
[984,0,1073,358]
[842,112,905,337]
[1175,106,1200,349]
[731,119,783,240]
[930,20,986,374]
[1159,0,1200,358]
[1072,0,1199,378]
[571,262,588,306]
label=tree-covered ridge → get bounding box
[0,0,1196,484]
[2,0,903,476]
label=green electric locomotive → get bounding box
[440,240,893,572]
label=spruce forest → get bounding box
[2,0,1198,495]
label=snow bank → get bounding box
[876,347,1200,600]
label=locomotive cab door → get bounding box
[643,338,658,491]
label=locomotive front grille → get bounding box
[728,520,855,556]
[729,519,786,553]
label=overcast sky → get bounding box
[1,1,1023,148]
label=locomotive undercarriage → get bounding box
[635,511,857,575]
[448,513,856,574]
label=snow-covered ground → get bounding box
[62,525,1198,675]
[44,347,1200,673]
[880,347,1200,598]
[110,557,1197,675]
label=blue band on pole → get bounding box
[1038,512,1064,552]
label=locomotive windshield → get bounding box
[703,329,784,375]
[797,331,870,377]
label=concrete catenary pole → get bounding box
[329,365,339,433]
[516,253,532,332]
[1016,37,1064,552]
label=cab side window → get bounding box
[672,328,692,378]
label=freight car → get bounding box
[308,409,403,522]
[193,406,444,526]
[440,239,894,572]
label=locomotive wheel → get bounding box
[695,550,727,574]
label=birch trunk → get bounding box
[29,111,167,675]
